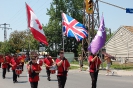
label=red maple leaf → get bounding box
[35,19,42,30]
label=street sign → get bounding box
[39,47,45,51]
[126,8,133,13]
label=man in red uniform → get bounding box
[0,55,3,68]
[56,50,70,88]
[18,54,25,71]
[27,56,42,88]
[44,55,54,81]
[88,53,101,88]
[10,54,21,83]
[1,56,8,79]
[6,54,12,72]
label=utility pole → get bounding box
[0,23,12,41]
[82,0,100,58]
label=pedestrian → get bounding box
[56,50,70,88]
[10,54,21,83]
[88,53,101,88]
[78,54,83,71]
[27,56,42,88]
[1,56,8,79]
[104,55,114,76]
[44,55,55,81]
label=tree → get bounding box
[0,41,11,54]
[8,30,39,54]
[106,28,113,42]
[44,0,84,57]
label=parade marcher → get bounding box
[37,55,43,67]
[1,56,8,79]
[18,54,25,71]
[104,55,114,76]
[5,54,10,72]
[56,50,70,88]
[6,54,12,72]
[44,55,55,81]
[78,54,83,71]
[10,54,21,83]
[27,56,42,88]
[88,53,101,88]
[0,55,3,68]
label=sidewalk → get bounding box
[70,64,133,76]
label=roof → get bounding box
[123,26,133,33]
[105,26,133,46]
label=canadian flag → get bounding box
[26,3,48,46]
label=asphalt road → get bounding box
[0,67,132,88]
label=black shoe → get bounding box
[47,78,51,81]
[13,81,15,83]
[3,77,5,79]
[17,75,19,78]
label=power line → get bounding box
[11,0,46,29]
[14,1,51,30]
[7,0,31,23]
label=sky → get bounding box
[0,0,132,42]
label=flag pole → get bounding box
[61,11,64,52]
[25,2,31,59]
[62,28,64,52]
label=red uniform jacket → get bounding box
[88,55,101,72]
[56,58,70,76]
[0,55,3,63]
[7,56,12,63]
[27,63,42,82]
[38,59,43,66]
[1,56,9,68]
[44,58,53,69]
[5,56,10,63]
[10,58,20,70]
[18,56,24,64]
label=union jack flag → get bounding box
[62,13,88,41]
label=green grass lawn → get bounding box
[69,66,79,70]
[71,60,133,70]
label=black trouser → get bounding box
[2,68,6,78]
[57,75,67,88]
[90,71,99,88]
[7,63,11,72]
[13,70,17,82]
[46,69,50,78]
[0,63,1,68]
[21,63,24,71]
[30,82,38,88]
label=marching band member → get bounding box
[44,55,55,81]
[6,54,12,72]
[37,56,43,67]
[10,54,21,83]
[1,56,8,79]
[27,56,42,88]
[88,53,101,88]
[56,50,70,88]
[18,54,25,71]
[0,55,3,68]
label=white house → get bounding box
[105,26,133,62]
